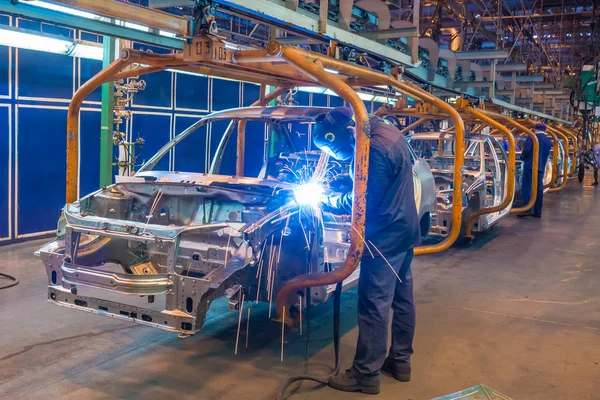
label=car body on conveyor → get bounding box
[37,106,436,335]
[407,131,512,237]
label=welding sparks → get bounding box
[293,181,325,208]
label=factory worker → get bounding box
[592,142,600,186]
[518,123,553,218]
[312,107,420,394]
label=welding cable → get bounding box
[0,272,19,290]
[276,281,342,400]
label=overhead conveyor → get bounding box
[63,33,467,324]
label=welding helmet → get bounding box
[312,107,355,161]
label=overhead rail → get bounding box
[63,34,466,324]
[490,98,572,125]
[10,0,572,128]
[2,1,185,49]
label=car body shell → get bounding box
[37,106,436,335]
[407,131,512,237]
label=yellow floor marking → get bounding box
[561,276,580,282]
[502,297,600,305]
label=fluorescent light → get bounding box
[168,69,208,77]
[373,95,395,103]
[116,19,150,32]
[0,27,103,60]
[297,86,328,94]
[27,0,110,21]
[0,27,71,54]
[28,1,180,39]
[159,30,177,38]
[357,92,375,101]
[67,43,103,60]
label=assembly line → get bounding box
[0,0,599,399]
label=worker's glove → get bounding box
[319,194,341,213]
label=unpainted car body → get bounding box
[407,131,512,237]
[38,106,436,335]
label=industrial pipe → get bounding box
[274,47,370,325]
[66,58,131,203]
[236,86,290,176]
[400,117,432,135]
[462,107,516,238]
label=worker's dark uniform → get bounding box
[325,116,420,377]
[520,132,553,216]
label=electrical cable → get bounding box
[276,281,342,400]
[0,272,19,290]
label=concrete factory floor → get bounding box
[1,179,600,400]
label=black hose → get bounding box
[0,273,19,290]
[276,281,342,400]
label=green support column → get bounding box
[99,36,116,187]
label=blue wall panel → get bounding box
[243,121,266,178]
[294,91,310,106]
[175,72,209,111]
[130,113,172,171]
[210,120,236,175]
[211,78,240,111]
[173,115,207,173]
[312,93,328,107]
[0,41,9,98]
[17,49,74,100]
[80,110,101,196]
[242,83,260,106]
[79,59,103,103]
[0,106,9,238]
[17,107,66,235]
[329,95,344,107]
[133,71,173,109]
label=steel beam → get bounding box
[481,63,527,72]
[36,0,191,37]
[357,26,418,39]
[511,75,545,83]
[455,50,508,60]
[4,1,184,49]
[216,0,418,67]
[99,36,115,188]
[490,98,572,124]
[148,0,194,7]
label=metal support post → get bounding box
[99,36,116,187]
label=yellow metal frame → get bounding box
[551,124,578,177]
[458,104,516,238]
[480,114,539,214]
[374,103,465,253]
[379,100,517,240]
[65,35,466,323]
[545,126,570,192]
